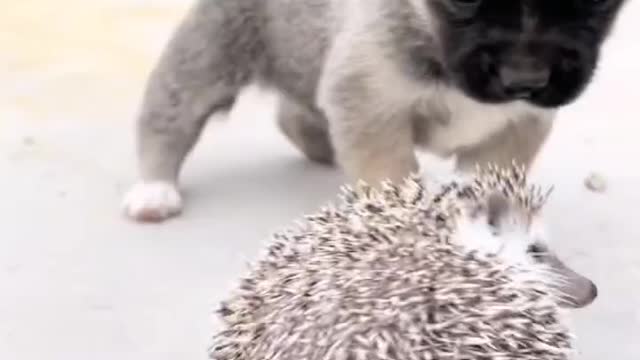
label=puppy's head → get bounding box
[429,0,626,108]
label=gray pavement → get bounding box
[1,1,639,359]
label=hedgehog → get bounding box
[209,163,598,360]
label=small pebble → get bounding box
[22,136,35,146]
[585,172,607,193]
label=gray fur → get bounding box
[276,97,334,164]
[124,0,619,221]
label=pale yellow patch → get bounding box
[0,0,189,123]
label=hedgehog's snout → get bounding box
[545,252,599,309]
[561,278,598,309]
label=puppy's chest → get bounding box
[412,87,545,156]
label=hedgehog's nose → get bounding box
[588,282,598,302]
[580,281,598,306]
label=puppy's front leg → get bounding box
[318,45,419,185]
[329,108,419,186]
[456,113,554,172]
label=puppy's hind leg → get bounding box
[277,96,335,165]
[123,1,257,222]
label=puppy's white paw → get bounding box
[122,182,182,223]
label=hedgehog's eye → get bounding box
[527,243,547,261]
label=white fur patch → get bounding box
[452,213,547,268]
[406,0,438,36]
[417,86,555,155]
[122,181,182,222]
[418,153,462,185]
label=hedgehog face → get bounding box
[456,191,598,308]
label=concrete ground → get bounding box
[1,1,639,359]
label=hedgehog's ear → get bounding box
[470,191,514,234]
[486,191,511,229]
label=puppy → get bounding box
[123,0,627,222]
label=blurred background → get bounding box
[1,1,189,124]
[1,1,639,360]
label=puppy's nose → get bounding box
[499,61,550,98]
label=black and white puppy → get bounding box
[123,0,627,222]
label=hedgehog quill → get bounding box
[209,163,597,360]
